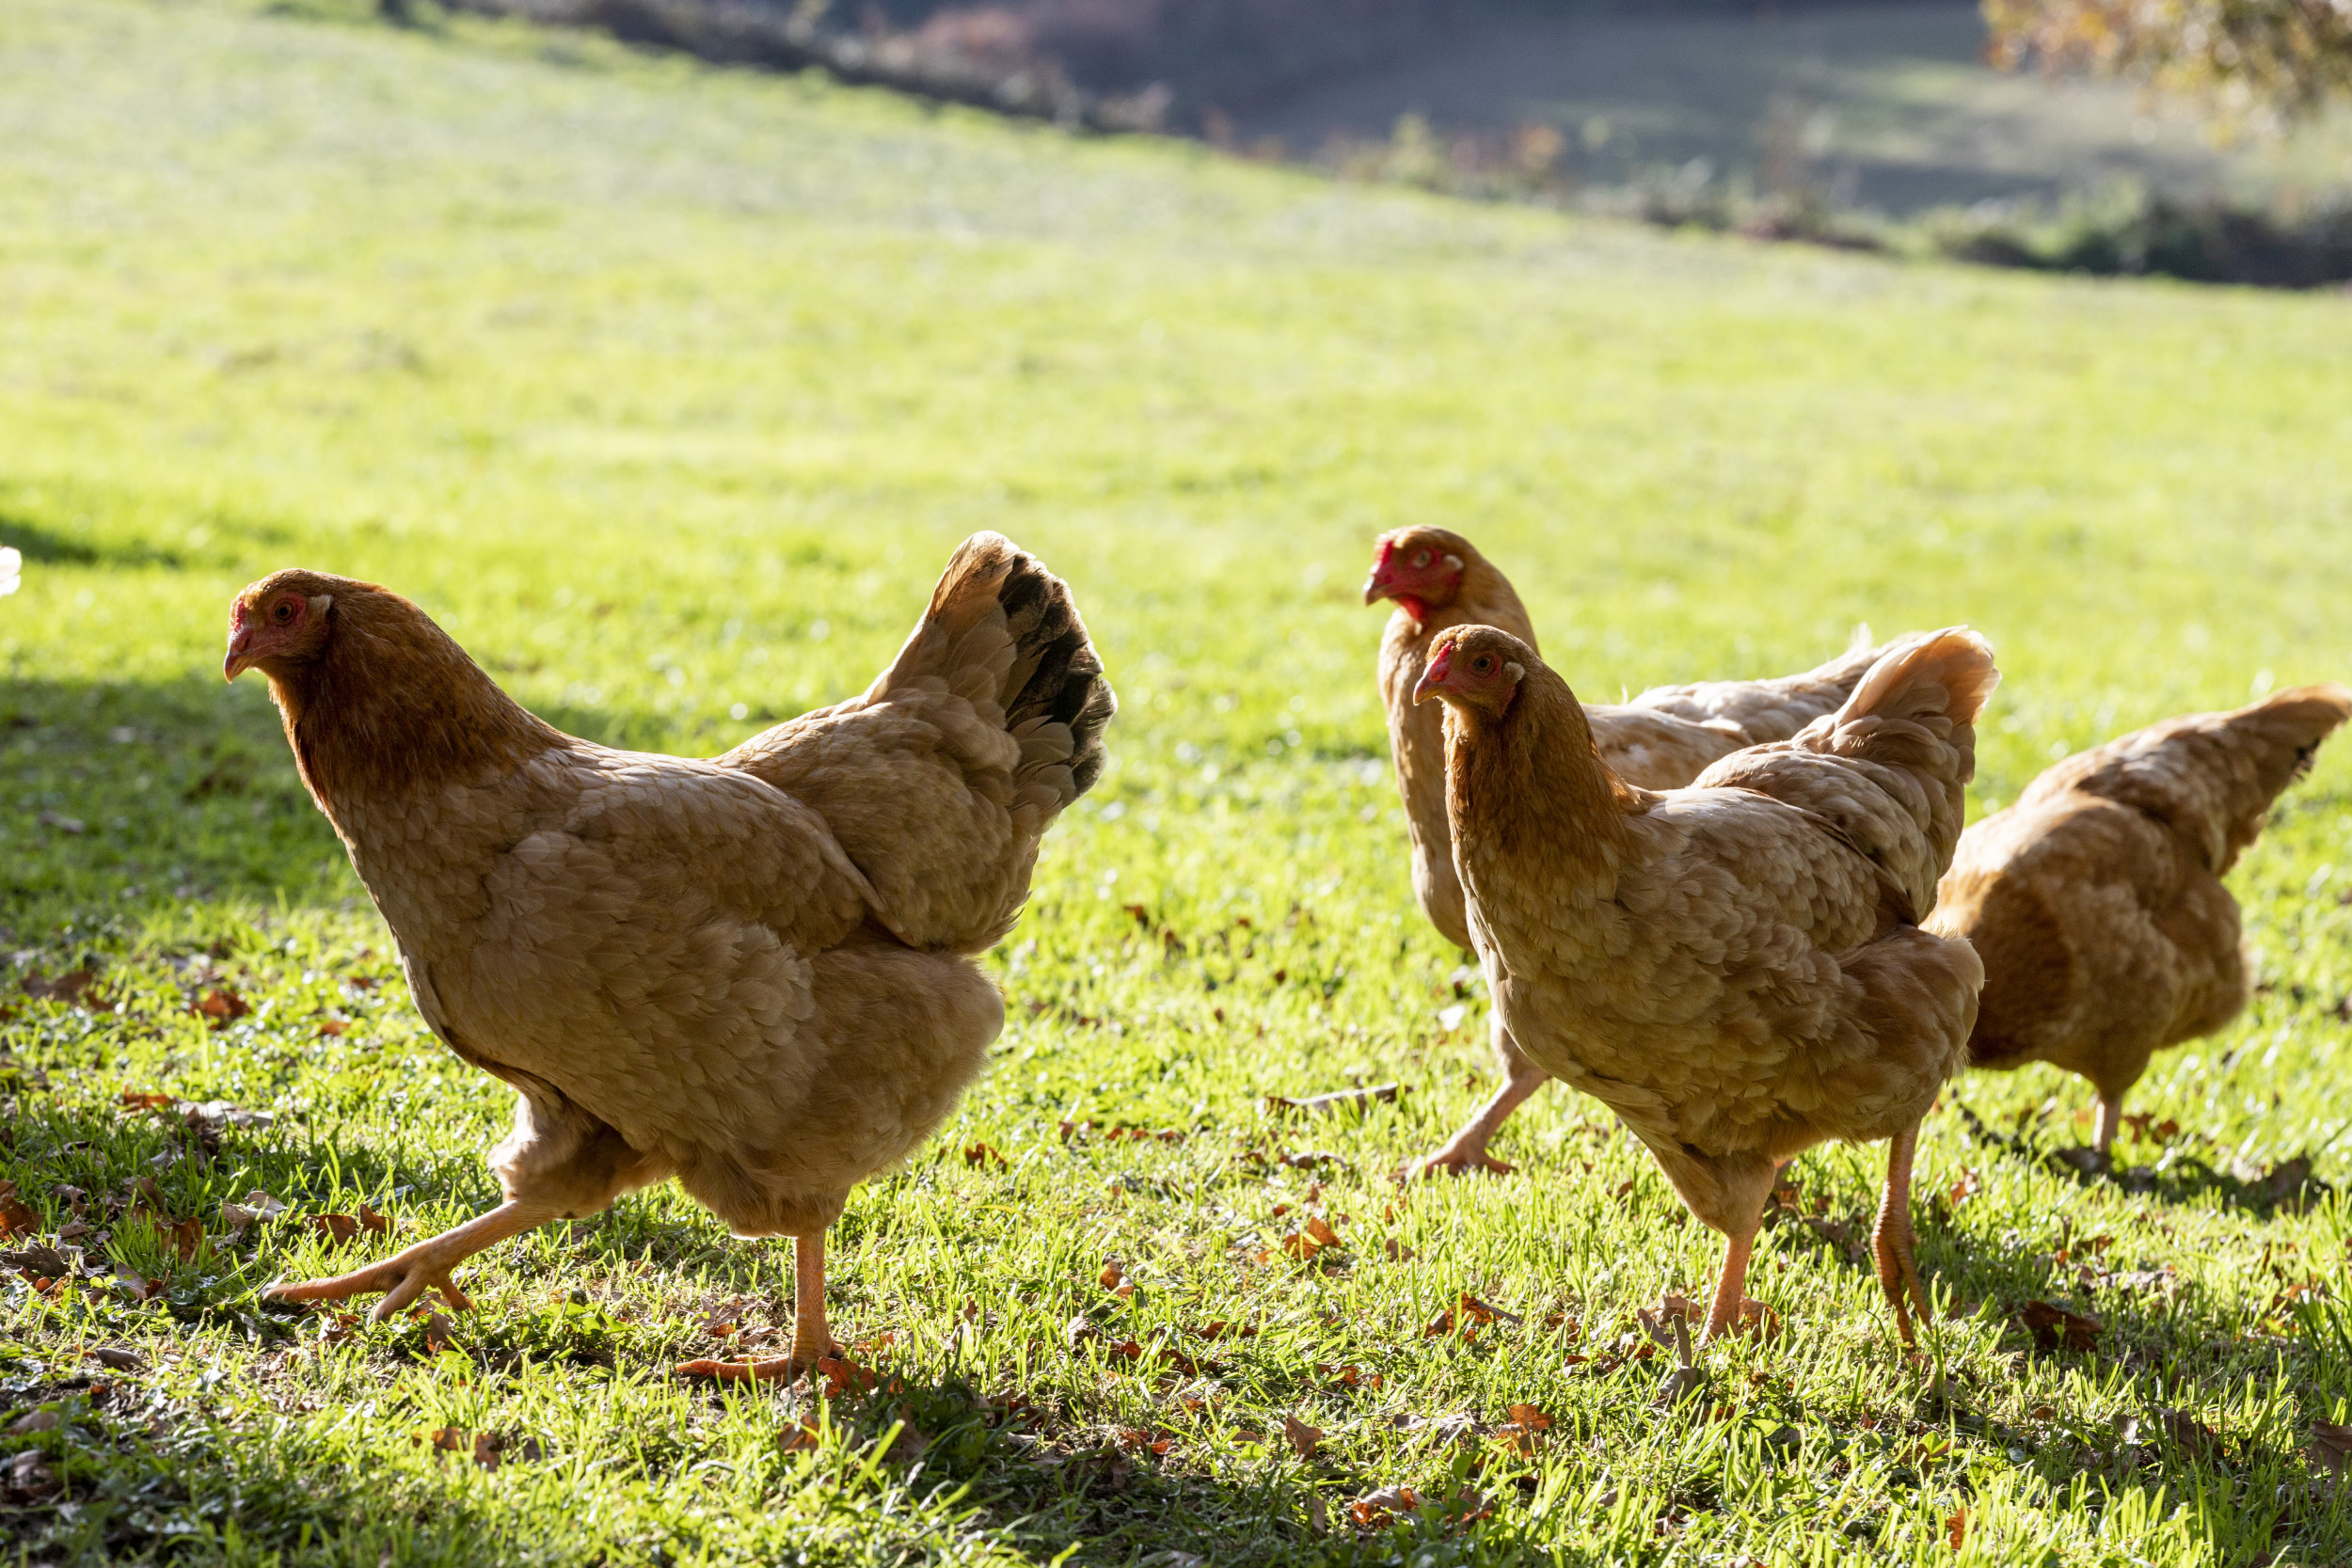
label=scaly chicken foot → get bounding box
[1407,1053,1545,1179]
[265,1199,555,1323]
[676,1233,839,1383]
[1871,1123,1932,1350]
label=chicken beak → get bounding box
[1412,644,1454,705]
[1361,568,1391,606]
[224,627,257,682]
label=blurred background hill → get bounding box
[453,0,2352,279]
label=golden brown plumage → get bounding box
[1362,525,1899,1175]
[223,534,1113,1373]
[1418,624,1997,1345]
[1930,685,2352,1155]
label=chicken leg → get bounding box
[674,1232,840,1383]
[1871,1122,1931,1349]
[265,1199,556,1321]
[2093,1095,2123,1158]
[1701,1226,1762,1345]
[1410,1031,1546,1178]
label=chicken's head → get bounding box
[1413,626,1529,717]
[225,570,340,682]
[1362,527,1475,623]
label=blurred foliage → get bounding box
[1984,0,2352,128]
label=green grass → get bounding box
[4,2,2352,1563]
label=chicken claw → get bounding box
[1871,1124,1932,1350]
[264,1199,552,1323]
[1405,1147,1517,1180]
[675,1233,838,1386]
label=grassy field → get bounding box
[4,2,2352,1563]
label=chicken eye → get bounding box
[273,601,294,624]
[1472,655,1494,673]
[1411,550,1431,568]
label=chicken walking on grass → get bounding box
[223,534,1114,1377]
[1416,624,1996,1347]
[1931,685,2352,1159]
[1362,526,1897,1178]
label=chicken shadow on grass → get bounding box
[1945,1098,2337,1218]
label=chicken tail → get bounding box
[880,531,1117,811]
[2025,683,2352,875]
[1829,627,2002,743]
[719,533,1113,953]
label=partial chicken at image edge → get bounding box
[222,532,1114,1378]
[1362,525,1916,1179]
[1417,623,1997,1349]
[1931,683,2352,1161]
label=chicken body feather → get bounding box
[1364,526,1900,1175]
[228,533,1112,1359]
[1427,625,1996,1343]
[1931,684,2351,1151]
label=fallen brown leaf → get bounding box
[814,1354,875,1399]
[1491,1402,1553,1456]
[0,1181,38,1240]
[1282,1415,1326,1458]
[220,1190,288,1230]
[194,988,249,1026]
[24,968,96,1004]
[7,1449,57,1497]
[780,1419,822,1452]
[2310,1422,2352,1477]
[117,1090,175,1111]
[1347,1485,1422,1528]
[1946,1509,1968,1549]
[127,1208,202,1261]
[358,1204,391,1235]
[2018,1300,2102,1353]
[311,1213,362,1245]
[963,1141,1007,1168]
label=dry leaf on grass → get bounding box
[6,1450,57,1497]
[779,1420,821,1452]
[2017,1300,2103,1353]
[2310,1423,2352,1477]
[1423,1291,1517,1339]
[0,1181,39,1240]
[87,1346,144,1371]
[1348,1485,1421,1528]
[1282,1415,1325,1458]
[814,1354,875,1399]
[24,968,97,1004]
[127,1208,203,1261]
[193,988,249,1026]
[1491,1402,1553,1456]
[1946,1509,1968,1549]
[220,1190,288,1230]
[2118,1407,2223,1463]
[963,1141,1007,1168]
[311,1213,362,1245]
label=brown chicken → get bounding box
[1931,686,2352,1156]
[223,534,1114,1375]
[1363,526,1895,1176]
[1416,624,1996,1345]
